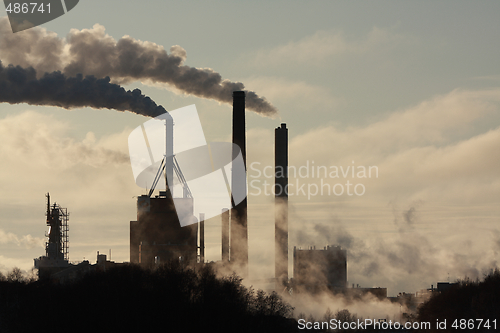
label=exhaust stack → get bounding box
[275,123,288,288]
[230,91,248,277]
[222,208,230,262]
[199,213,205,263]
[165,112,174,197]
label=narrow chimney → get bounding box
[165,113,174,197]
[199,213,205,263]
[221,208,230,262]
[230,91,248,277]
[275,123,288,288]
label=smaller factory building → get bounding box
[293,245,347,293]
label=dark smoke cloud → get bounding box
[0,62,166,117]
[0,18,277,115]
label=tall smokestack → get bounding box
[221,208,229,262]
[230,91,248,277]
[275,123,288,288]
[199,213,205,263]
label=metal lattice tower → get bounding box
[44,193,70,261]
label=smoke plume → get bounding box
[0,18,277,115]
[0,62,166,117]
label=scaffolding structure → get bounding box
[35,193,72,279]
[59,205,70,261]
[44,193,70,261]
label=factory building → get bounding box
[128,101,199,267]
[293,245,347,293]
[130,193,198,266]
[129,91,250,273]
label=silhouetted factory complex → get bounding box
[33,91,387,299]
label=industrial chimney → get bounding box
[199,213,205,263]
[230,91,248,277]
[222,208,230,262]
[275,123,288,288]
[165,112,174,197]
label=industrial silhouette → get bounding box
[34,91,356,298]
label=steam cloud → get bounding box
[0,62,166,117]
[0,229,44,249]
[0,18,277,115]
[291,201,499,295]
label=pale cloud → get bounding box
[0,110,130,171]
[0,229,44,249]
[245,88,500,206]
[247,26,406,68]
[289,89,500,165]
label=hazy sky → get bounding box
[1,1,500,296]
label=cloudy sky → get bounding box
[0,1,500,296]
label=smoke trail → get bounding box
[0,62,166,117]
[0,18,277,115]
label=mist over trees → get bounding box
[0,262,297,333]
[3,265,500,332]
[418,268,500,332]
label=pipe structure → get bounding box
[230,91,248,277]
[165,112,174,197]
[275,123,288,288]
[222,208,230,262]
[199,213,205,263]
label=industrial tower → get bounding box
[130,112,198,267]
[34,193,71,279]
